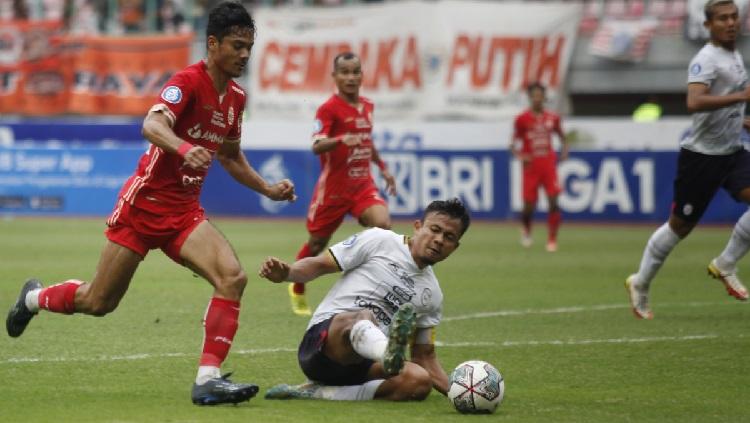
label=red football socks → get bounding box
[548,210,561,242]
[38,280,83,314]
[200,297,240,367]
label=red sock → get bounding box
[200,297,240,367]
[548,210,561,242]
[38,280,83,314]
[293,243,312,295]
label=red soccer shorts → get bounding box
[306,185,386,238]
[105,199,206,263]
[522,158,561,204]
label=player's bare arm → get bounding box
[259,251,339,284]
[216,141,296,202]
[142,110,213,170]
[558,128,569,161]
[687,82,750,113]
[371,146,397,196]
[411,340,449,395]
[312,133,362,154]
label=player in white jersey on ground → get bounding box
[626,0,750,319]
[259,198,470,401]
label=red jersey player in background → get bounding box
[511,82,569,252]
[6,2,295,406]
[287,52,397,316]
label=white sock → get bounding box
[349,320,388,362]
[195,366,221,385]
[716,209,750,272]
[25,289,41,313]
[635,222,681,287]
[313,379,384,401]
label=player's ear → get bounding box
[413,219,423,231]
[207,35,219,52]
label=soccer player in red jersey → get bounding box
[5,2,295,406]
[288,52,397,316]
[511,82,568,252]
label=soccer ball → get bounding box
[447,360,505,414]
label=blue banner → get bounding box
[0,144,745,223]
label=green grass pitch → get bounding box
[1,217,748,422]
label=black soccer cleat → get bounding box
[191,373,259,406]
[6,279,43,338]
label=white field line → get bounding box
[1,302,745,365]
[442,301,732,322]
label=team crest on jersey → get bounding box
[313,119,322,133]
[690,63,702,76]
[161,86,182,104]
[420,288,433,307]
[228,106,235,126]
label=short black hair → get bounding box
[333,52,358,72]
[704,0,735,20]
[423,198,471,236]
[207,1,255,43]
[526,82,546,95]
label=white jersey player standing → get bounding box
[626,0,750,319]
[259,198,470,401]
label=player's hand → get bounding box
[266,178,297,202]
[340,133,362,147]
[559,148,569,161]
[259,256,291,283]
[381,169,398,196]
[183,145,213,170]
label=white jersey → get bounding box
[682,43,748,155]
[308,227,443,335]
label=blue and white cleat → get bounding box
[191,373,259,406]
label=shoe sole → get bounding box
[6,278,43,338]
[707,263,749,301]
[192,385,259,406]
[383,303,416,375]
[624,277,653,320]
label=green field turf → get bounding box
[1,217,748,422]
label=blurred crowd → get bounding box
[0,0,386,35]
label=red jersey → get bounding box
[118,61,245,215]
[513,109,562,161]
[311,94,376,203]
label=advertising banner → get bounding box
[0,22,191,116]
[249,0,580,121]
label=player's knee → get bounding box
[219,267,247,298]
[395,364,432,401]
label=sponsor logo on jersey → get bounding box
[355,117,371,129]
[186,123,224,145]
[228,106,235,126]
[161,85,182,104]
[211,110,226,128]
[342,233,358,246]
[690,63,701,76]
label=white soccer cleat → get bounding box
[625,274,653,319]
[707,259,749,301]
[520,232,532,248]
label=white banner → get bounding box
[242,118,694,151]
[248,0,580,122]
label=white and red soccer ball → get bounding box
[447,360,505,414]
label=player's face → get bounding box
[210,27,255,78]
[333,58,362,96]
[410,212,462,268]
[528,88,545,111]
[705,3,740,45]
